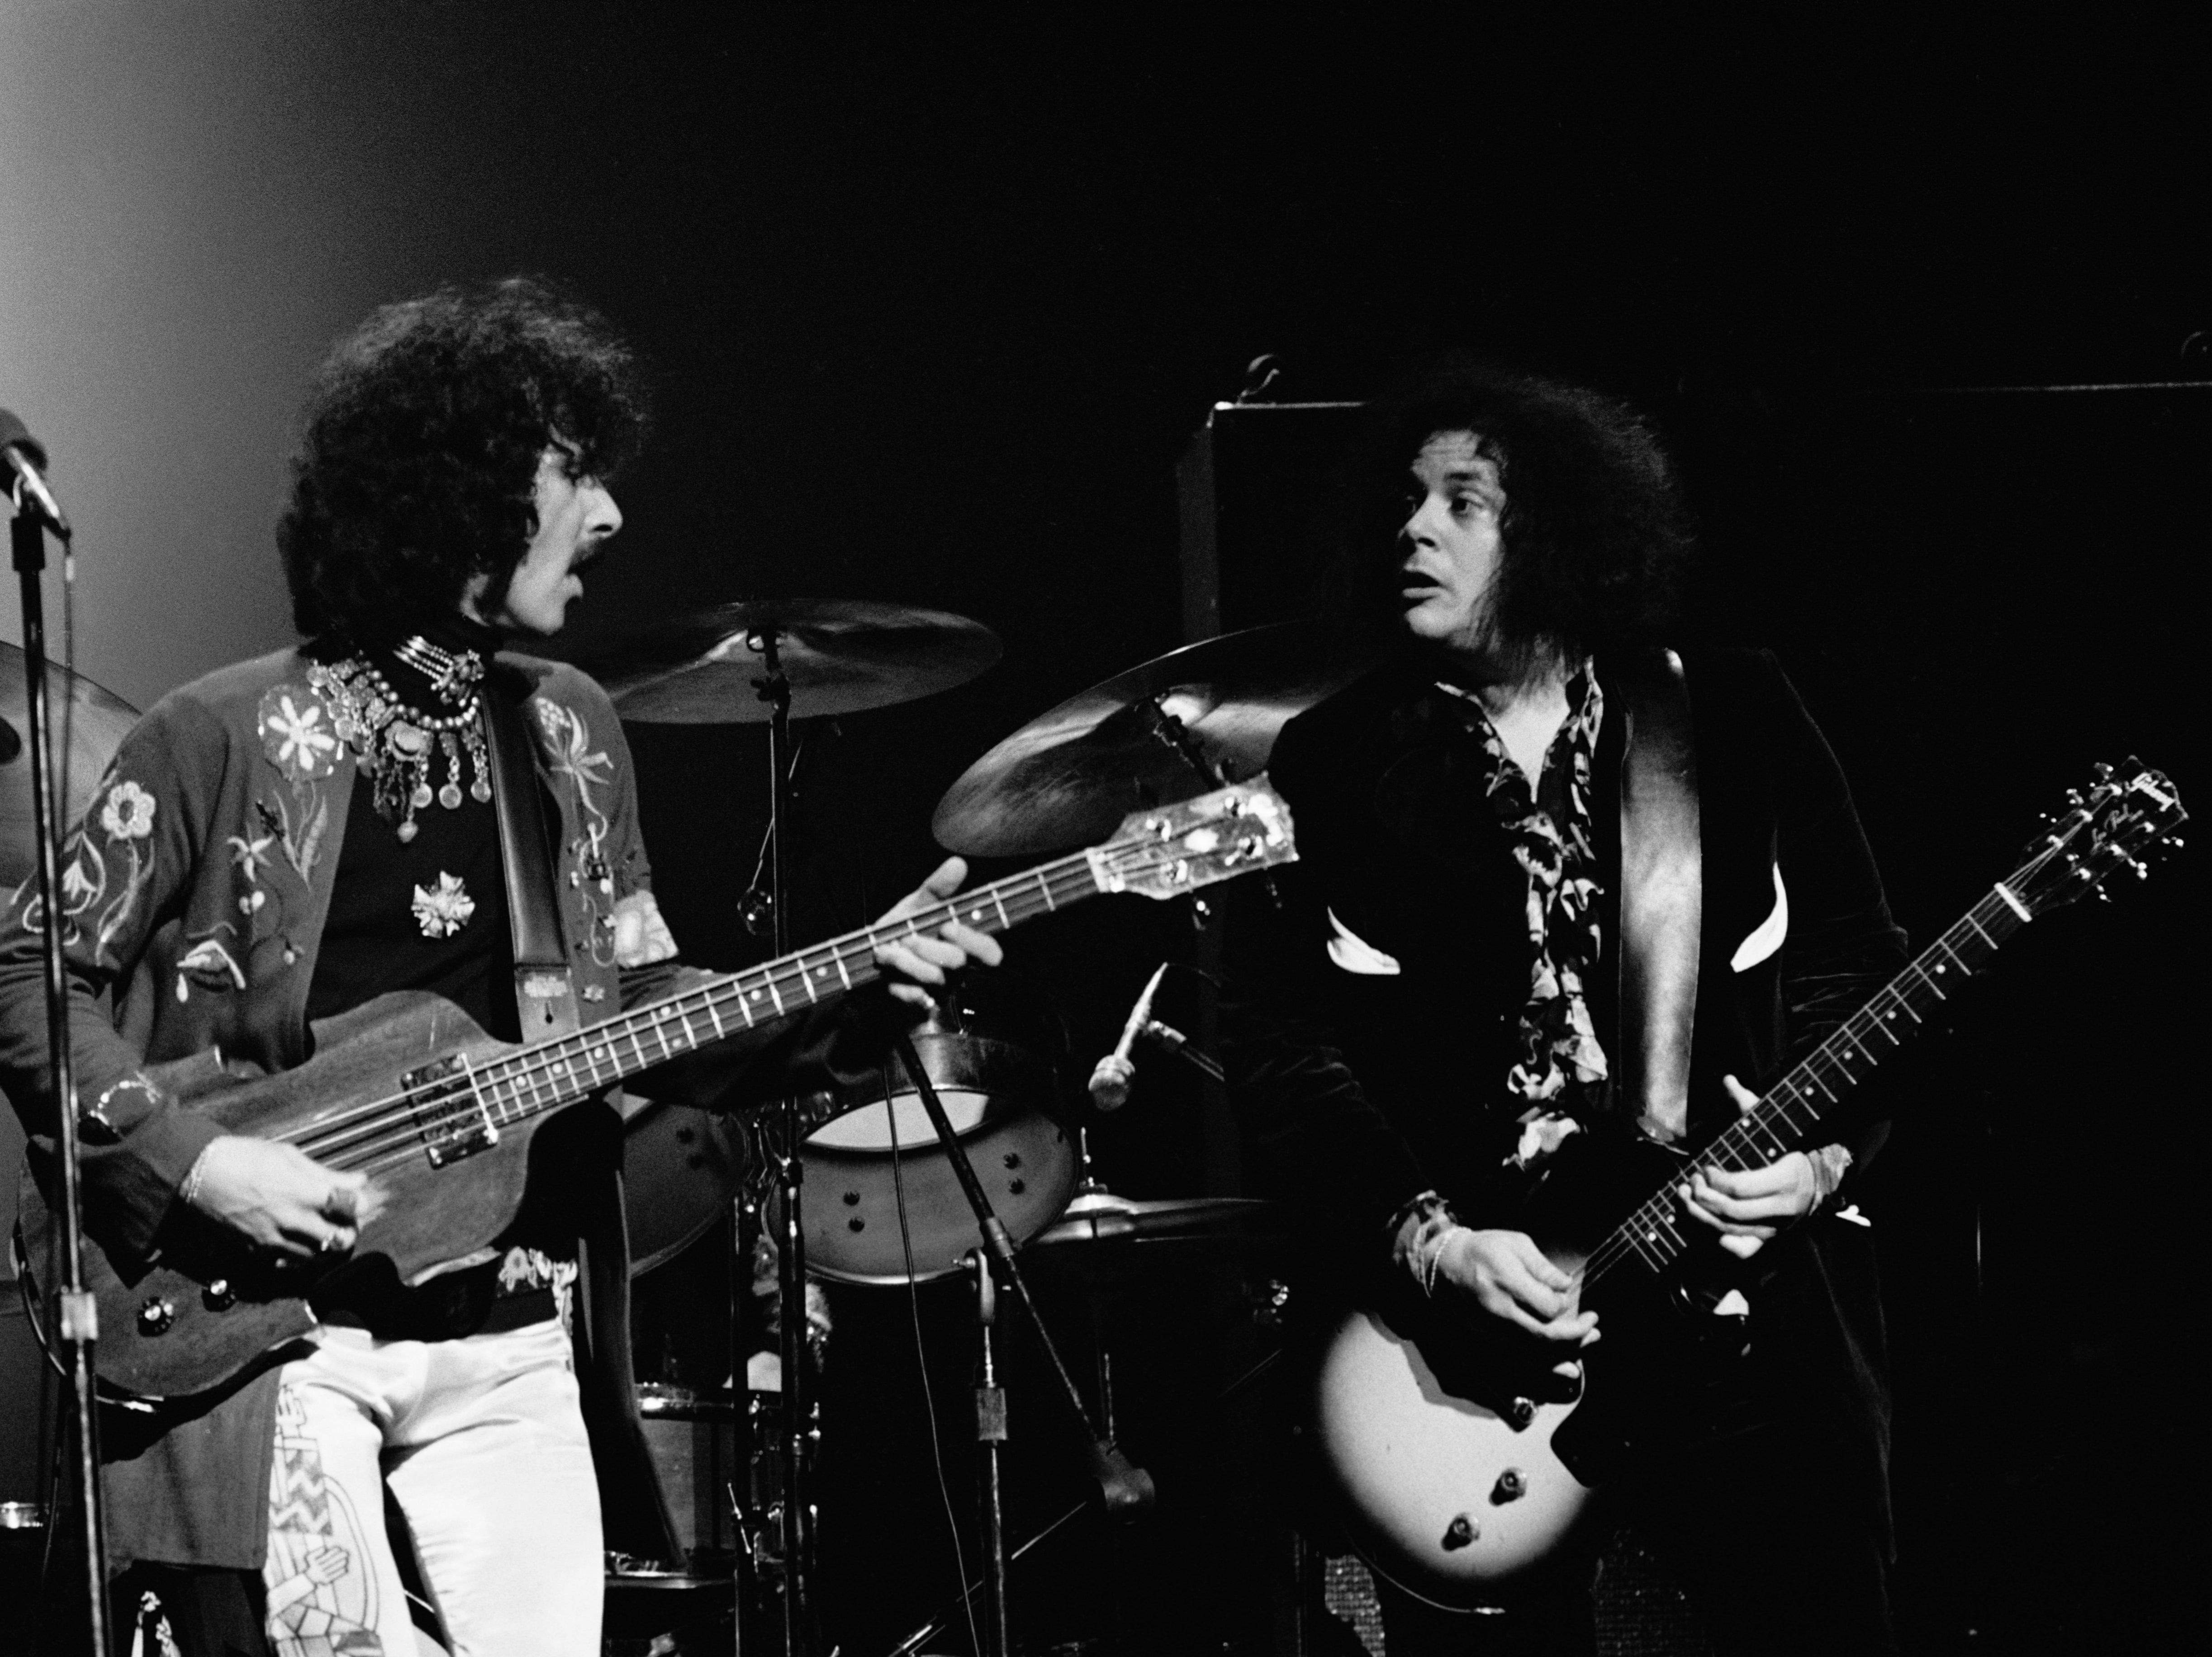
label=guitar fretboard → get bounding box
[289,777,1296,1178]
[473,850,1109,1123]
[1586,883,2030,1287]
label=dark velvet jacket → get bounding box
[1224,647,1908,1542]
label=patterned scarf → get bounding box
[1438,668,1609,1116]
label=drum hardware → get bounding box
[931,618,1381,857]
[770,1017,1075,1286]
[586,598,1002,727]
[879,1340,1294,1657]
[758,620,818,1657]
[589,599,1002,1655]
[889,1033,1156,1657]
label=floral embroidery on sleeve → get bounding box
[25,773,159,970]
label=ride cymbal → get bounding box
[588,598,1001,724]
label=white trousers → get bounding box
[259,1318,603,1657]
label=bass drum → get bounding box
[784,1021,1073,1284]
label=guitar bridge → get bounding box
[403,1056,499,1168]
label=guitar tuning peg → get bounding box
[2092,762,2115,782]
[2095,889,2112,903]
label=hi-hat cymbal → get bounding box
[0,645,141,891]
[589,599,1002,724]
[931,620,1384,857]
[1028,1190,1277,1250]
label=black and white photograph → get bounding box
[0,9,2199,1656]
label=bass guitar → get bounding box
[1310,760,2184,1607]
[16,778,1296,1401]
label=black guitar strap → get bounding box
[481,679,583,1040]
[1613,648,1702,1143]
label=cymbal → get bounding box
[589,599,1002,724]
[932,620,1384,857]
[0,644,141,891]
[1028,1189,1277,1249]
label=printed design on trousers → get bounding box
[262,1382,385,1657]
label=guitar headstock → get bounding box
[2008,759,2187,916]
[1090,777,1298,900]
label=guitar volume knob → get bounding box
[1493,1467,1526,1503]
[202,1280,235,1311]
[1441,1513,1479,1550]
[137,1297,177,1336]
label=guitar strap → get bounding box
[1613,648,1702,1143]
[481,679,584,1040]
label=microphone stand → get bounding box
[10,495,107,1656]
[892,1034,1156,1657]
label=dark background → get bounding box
[2,8,2203,1655]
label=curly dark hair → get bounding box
[278,277,648,642]
[1369,353,1693,663]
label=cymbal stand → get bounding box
[1135,696,1227,788]
[749,625,817,1655]
[892,1035,1155,1657]
[11,496,106,1656]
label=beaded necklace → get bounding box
[309,638,494,843]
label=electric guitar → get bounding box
[15,779,1296,1401]
[1310,761,2184,1607]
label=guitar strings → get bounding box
[1576,877,2032,1288]
[272,833,1214,1177]
[281,856,1112,1162]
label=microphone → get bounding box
[0,409,71,540]
[1087,962,1169,1112]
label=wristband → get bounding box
[79,1075,164,1146]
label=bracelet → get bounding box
[1421,1225,1467,1299]
[79,1075,163,1145]
[1390,1190,1463,1299]
[179,1142,216,1210]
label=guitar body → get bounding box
[1313,1304,1595,1604]
[1310,1129,1730,1606]
[16,991,564,1401]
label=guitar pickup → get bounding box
[403,1056,499,1168]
